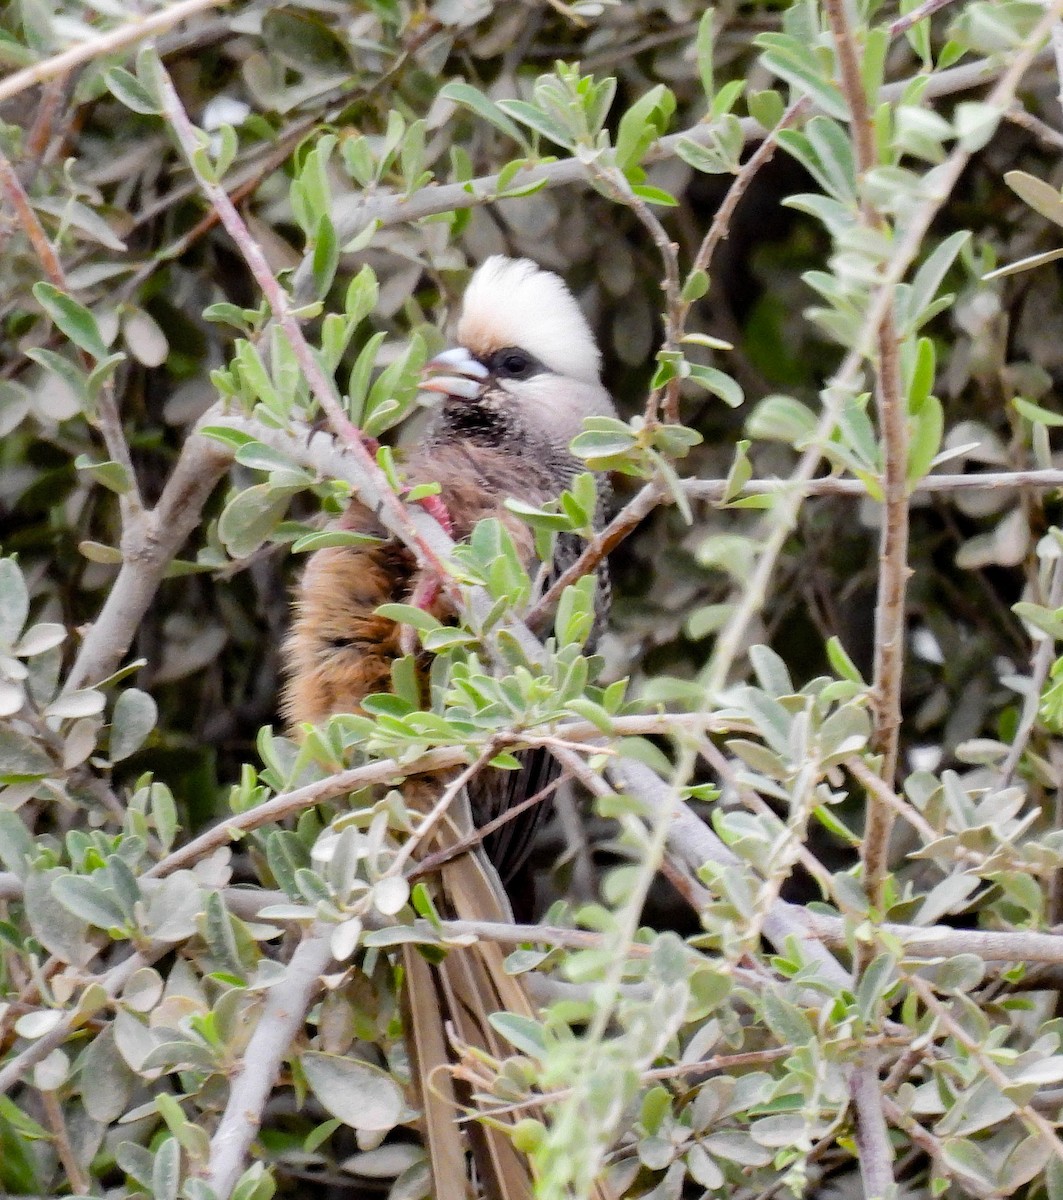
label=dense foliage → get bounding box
[6,0,1063,1197]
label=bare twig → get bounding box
[387,741,500,877]
[40,1088,92,1196]
[690,98,810,286]
[0,0,232,105]
[591,167,684,424]
[887,0,960,39]
[0,149,64,285]
[1006,104,1063,150]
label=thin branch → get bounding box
[824,0,908,803]
[686,468,1063,498]
[910,976,1063,1165]
[1006,104,1063,150]
[590,167,684,424]
[310,51,1052,280]
[156,68,465,594]
[139,713,729,880]
[690,98,810,285]
[0,0,232,105]
[888,0,961,37]
[409,771,568,879]
[387,740,500,877]
[40,1088,92,1196]
[610,758,855,985]
[205,927,334,1199]
[0,149,64,285]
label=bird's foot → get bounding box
[412,490,455,536]
[304,415,381,456]
[399,571,443,656]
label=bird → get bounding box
[281,256,617,1199]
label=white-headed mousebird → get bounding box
[282,257,617,1200]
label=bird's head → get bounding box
[421,256,615,454]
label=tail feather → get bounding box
[404,801,615,1200]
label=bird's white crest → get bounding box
[457,256,602,386]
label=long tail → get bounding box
[402,813,536,1200]
[403,817,616,1200]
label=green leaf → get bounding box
[907,395,943,484]
[496,99,573,148]
[32,283,108,360]
[74,454,133,494]
[0,558,29,644]
[695,8,715,97]
[757,36,848,120]
[301,1052,404,1131]
[826,636,866,684]
[440,82,530,149]
[1004,169,1063,227]
[682,269,709,302]
[52,874,128,931]
[487,1012,546,1057]
[110,689,157,762]
[686,364,743,407]
[0,727,52,780]
[152,1136,181,1200]
[630,183,678,207]
[218,484,299,558]
[104,66,161,114]
[1014,397,1063,427]
[375,604,442,632]
[748,89,785,130]
[615,85,675,173]
[290,529,383,553]
[906,231,970,329]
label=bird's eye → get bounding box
[497,350,531,378]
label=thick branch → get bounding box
[63,422,232,692]
[204,928,334,1199]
